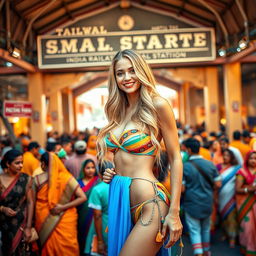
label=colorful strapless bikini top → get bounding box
[105,129,157,156]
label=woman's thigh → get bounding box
[120,201,169,256]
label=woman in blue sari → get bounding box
[77,159,99,255]
[217,149,240,247]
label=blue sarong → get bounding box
[108,175,171,256]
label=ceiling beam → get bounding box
[227,42,256,63]
[0,66,26,74]
[0,48,37,72]
[153,0,215,26]
[240,55,256,63]
[73,75,107,97]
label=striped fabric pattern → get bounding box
[105,129,157,156]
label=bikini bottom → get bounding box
[108,175,172,256]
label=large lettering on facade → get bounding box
[37,5,215,68]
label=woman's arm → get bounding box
[24,177,34,241]
[50,186,86,215]
[236,176,256,194]
[154,97,183,248]
[93,209,107,255]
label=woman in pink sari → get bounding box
[236,150,256,255]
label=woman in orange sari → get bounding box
[34,152,86,256]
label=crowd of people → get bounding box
[0,48,256,256]
[0,126,255,256]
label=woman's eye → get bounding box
[130,69,135,74]
[116,72,123,76]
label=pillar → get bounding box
[224,62,242,140]
[179,82,190,125]
[28,73,46,147]
[49,91,63,134]
[62,89,75,133]
[204,67,219,133]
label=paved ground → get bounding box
[181,229,242,256]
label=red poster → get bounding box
[3,101,32,118]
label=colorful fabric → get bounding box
[108,175,171,256]
[77,176,100,253]
[218,164,240,240]
[34,153,79,256]
[199,147,211,161]
[236,151,256,255]
[105,129,157,156]
[22,151,40,176]
[85,181,109,254]
[65,153,97,179]
[0,173,30,255]
[131,181,170,223]
[230,140,251,159]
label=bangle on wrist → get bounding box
[0,206,4,212]
[244,187,248,193]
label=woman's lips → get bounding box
[123,82,134,88]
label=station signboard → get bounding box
[3,101,32,118]
[38,4,216,69]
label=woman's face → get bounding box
[223,151,231,164]
[115,57,141,95]
[248,153,256,168]
[212,141,219,152]
[83,161,96,178]
[7,155,23,174]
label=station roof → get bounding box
[9,0,256,41]
[0,0,255,69]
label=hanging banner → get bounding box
[37,5,215,69]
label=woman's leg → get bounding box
[120,201,169,256]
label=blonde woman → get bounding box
[97,49,183,256]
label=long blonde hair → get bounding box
[97,49,161,163]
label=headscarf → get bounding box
[78,158,96,180]
[48,153,71,209]
[86,135,97,156]
[237,150,256,184]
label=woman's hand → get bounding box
[248,184,256,192]
[103,168,116,184]
[50,204,65,215]
[161,213,183,248]
[97,240,107,255]
[24,227,32,242]
[1,206,17,217]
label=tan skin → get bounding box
[222,150,232,169]
[40,161,86,215]
[236,152,256,194]
[92,172,107,256]
[103,57,183,255]
[0,155,34,242]
[82,161,96,185]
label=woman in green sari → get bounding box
[77,159,100,255]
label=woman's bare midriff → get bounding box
[114,150,162,207]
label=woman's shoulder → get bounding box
[152,96,172,113]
